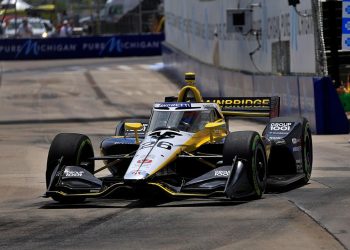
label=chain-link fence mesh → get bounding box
[64,0,164,35]
[0,0,164,38]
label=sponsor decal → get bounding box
[293,146,302,152]
[268,136,282,140]
[15,40,77,58]
[203,104,216,109]
[275,139,286,145]
[137,158,153,164]
[0,34,163,60]
[158,102,191,108]
[98,37,122,55]
[268,131,289,135]
[295,158,303,170]
[63,170,84,177]
[214,170,231,177]
[270,122,293,131]
[206,98,270,108]
[135,154,155,166]
[292,138,300,144]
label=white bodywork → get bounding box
[124,130,191,180]
[124,102,222,181]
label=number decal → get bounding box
[157,141,173,150]
[139,141,173,150]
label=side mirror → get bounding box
[205,121,225,143]
[125,122,143,144]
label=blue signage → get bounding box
[342,0,350,50]
[0,33,165,60]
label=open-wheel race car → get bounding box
[45,73,313,203]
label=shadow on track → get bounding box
[266,180,310,194]
[39,197,247,210]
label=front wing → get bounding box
[45,156,257,200]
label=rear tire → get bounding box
[46,133,95,203]
[223,131,267,199]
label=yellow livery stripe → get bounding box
[222,111,270,117]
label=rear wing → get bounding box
[165,73,280,119]
[165,96,280,118]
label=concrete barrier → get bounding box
[163,42,349,134]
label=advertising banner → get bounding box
[0,34,164,60]
[342,0,350,50]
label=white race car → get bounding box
[45,73,313,203]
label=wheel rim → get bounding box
[255,146,266,185]
[76,140,94,173]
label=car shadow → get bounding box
[39,196,248,209]
[266,180,309,194]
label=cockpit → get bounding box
[148,107,220,133]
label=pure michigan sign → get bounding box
[0,34,164,60]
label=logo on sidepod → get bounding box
[270,122,292,131]
[214,170,230,177]
[64,170,84,177]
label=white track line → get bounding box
[139,64,151,70]
[97,67,109,71]
[117,65,132,71]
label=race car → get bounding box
[45,72,313,203]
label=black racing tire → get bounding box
[301,119,313,184]
[46,133,95,203]
[223,131,267,199]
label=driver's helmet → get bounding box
[181,111,198,125]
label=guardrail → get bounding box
[0,33,164,60]
[162,42,349,134]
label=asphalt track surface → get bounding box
[0,57,349,250]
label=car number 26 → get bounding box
[140,141,173,150]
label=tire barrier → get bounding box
[162,42,349,134]
[0,33,165,60]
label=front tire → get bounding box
[223,131,267,199]
[46,133,95,203]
